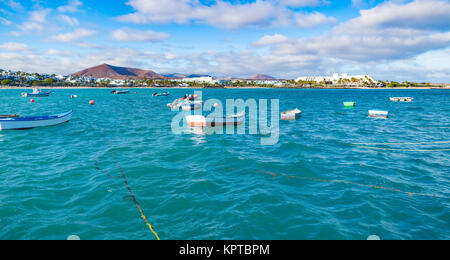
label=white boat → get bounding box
[186,112,245,127]
[0,111,72,130]
[111,90,130,94]
[153,92,169,97]
[390,97,414,102]
[281,108,302,120]
[369,110,389,118]
[181,101,203,111]
[168,99,203,110]
[21,88,51,97]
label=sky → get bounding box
[0,0,449,82]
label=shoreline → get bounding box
[0,85,448,90]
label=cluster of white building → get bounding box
[296,73,377,84]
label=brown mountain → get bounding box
[247,74,276,80]
[72,64,166,80]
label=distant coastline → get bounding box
[1,85,449,90]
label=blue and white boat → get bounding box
[22,88,51,97]
[0,111,72,130]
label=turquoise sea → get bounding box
[0,88,449,240]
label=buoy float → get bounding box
[67,235,81,240]
[214,103,219,108]
[367,235,381,240]
[89,100,95,105]
[30,99,35,103]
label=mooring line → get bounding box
[259,171,442,198]
[95,153,160,240]
[351,145,450,152]
[353,141,450,146]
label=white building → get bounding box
[181,76,218,84]
[296,73,376,84]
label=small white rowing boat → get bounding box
[186,112,245,127]
[369,110,389,118]
[0,111,72,130]
[390,97,413,102]
[281,109,302,120]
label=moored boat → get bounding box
[0,111,73,130]
[21,88,51,97]
[186,112,245,127]
[369,110,389,118]
[167,97,203,110]
[344,102,356,107]
[111,90,130,94]
[153,92,169,97]
[390,97,413,102]
[281,108,302,120]
[0,114,19,118]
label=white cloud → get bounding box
[0,42,30,51]
[254,0,450,62]
[295,11,337,28]
[118,0,283,29]
[112,28,170,42]
[57,0,83,13]
[0,0,23,11]
[0,17,12,25]
[50,28,96,42]
[16,8,52,33]
[59,14,79,26]
[117,0,332,29]
[282,0,330,8]
[345,0,450,31]
[252,34,293,46]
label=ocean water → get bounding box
[0,88,449,240]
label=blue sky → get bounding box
[0,0,449,82]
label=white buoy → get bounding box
[367,235,381,240]
[67,235,81,240]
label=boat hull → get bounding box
[281,109,302,120]
[344,102,356,107]
[390,97,413,102]
[0,111,73,131]
[369,110,389,118]
[111,90,130,94]
[186,113,245,127]
[22,92,51,97]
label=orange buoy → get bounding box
[89,100,95,105]
[30,99,35,103]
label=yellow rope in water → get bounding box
[259,171,441,198]
[353,141,450,146]
[351,145,450,152]
[95,153,160,240]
